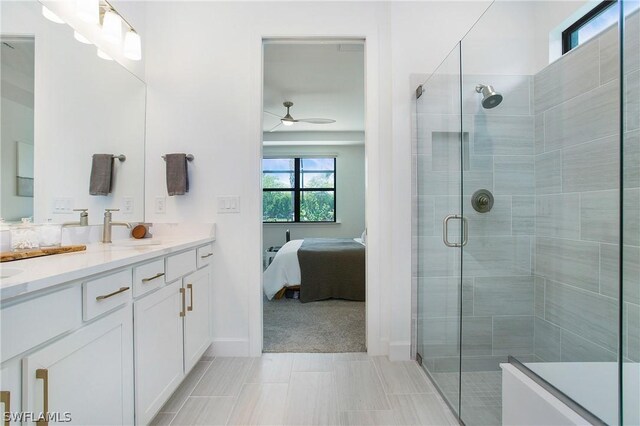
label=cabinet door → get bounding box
[22,306,134,426]
[183,268,211,372]
[1,359,21,426]
[133,281,184,426]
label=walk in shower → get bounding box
[414,0,639,424]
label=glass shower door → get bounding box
[415,43,463,416]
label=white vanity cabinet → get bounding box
[0,237,214,426]
[1,359,21,425]
[133,281,184,426]
[134,249,213,426]
[22,306,134,426]
[183,267,211,372]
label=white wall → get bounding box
[262,144,365,252]
[143,1,504,359]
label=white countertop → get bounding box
[0,235,214,302]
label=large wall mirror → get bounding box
[0,0,145,225]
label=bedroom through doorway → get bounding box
[261,39,366,353]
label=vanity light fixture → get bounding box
[74,31,92,44]
[42,5,65,24]
[76,0,99,24]
[97,48,113,61]
[123,30,141,61]
[101,9,122,45]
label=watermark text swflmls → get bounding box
[4,412,72,423]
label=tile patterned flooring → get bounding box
[151,353,459,426]
[431,371,502,426]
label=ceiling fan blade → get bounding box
[268,122,283,132]
[264,110,282,118]
[296,118,336,124]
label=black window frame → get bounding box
[562,0,617,54]
[262,157,337,223]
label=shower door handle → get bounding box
[443,215,468,247]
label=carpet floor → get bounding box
[263,297,366,353]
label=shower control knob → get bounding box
[471,189,494,213]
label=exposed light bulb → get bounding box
[42,5,64,24]
[97,48,113,61]
[123,31,141,61]
[76,0,99,24]
[74,31,91,44]
[101,10,122,45]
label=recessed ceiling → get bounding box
[263,42,365,134]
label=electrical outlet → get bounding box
[122,197,134,214]
[52,198,74,214]
[155,196,166,214]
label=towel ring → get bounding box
[112,154,126,162]
[162,154,194,162]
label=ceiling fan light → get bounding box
[42,5,65,24]
[102,10,122,45]
[123,30,142,61]
[281,119,294,126]
[76,0,99,24]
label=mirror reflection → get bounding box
[0,0,146,225]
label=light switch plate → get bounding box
[217,196,240,213]
[155,196,166,214]
[52,198,74,214]
[122,197,134,214]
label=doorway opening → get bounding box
[261,39,366,353]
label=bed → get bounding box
[263,238,365,303]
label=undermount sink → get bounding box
[111,240,162,248]
[0,267,24,279]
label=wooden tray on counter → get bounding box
[1,245,87,263]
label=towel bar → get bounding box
[112,154,126,162]
[162,154,194,161]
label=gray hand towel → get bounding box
[165,153,189,196]
[89,154,114,196]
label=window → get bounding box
[562,0,618,54]
[262,157,336,223]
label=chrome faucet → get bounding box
[102,209,132,243]
[62,209,89,227]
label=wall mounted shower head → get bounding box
[475,84,503,109]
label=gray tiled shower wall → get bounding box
[533,14,640,364]
[414,68,538,373]
[412,10,640,370]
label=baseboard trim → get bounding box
[389,340,411,361]
[209,338,250,357]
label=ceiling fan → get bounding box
[265,101,336,132]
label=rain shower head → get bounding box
[475,84,503,109]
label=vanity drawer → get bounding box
[83,269,132,321]
[1,285,82,362]
[197,244,214,269]
[165,250,196,282]
[133,259,166,297]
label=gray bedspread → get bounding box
[297,238,365,303]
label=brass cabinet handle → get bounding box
[1,391,10,426]
[96,286,130,301]
[200,253,213,259]
[36,369,48,426]
[187,284,194,311]
[179,288,186,317]
[142,273,165,283]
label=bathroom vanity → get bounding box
[0,230,215,425]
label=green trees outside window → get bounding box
[263,158,336,222]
